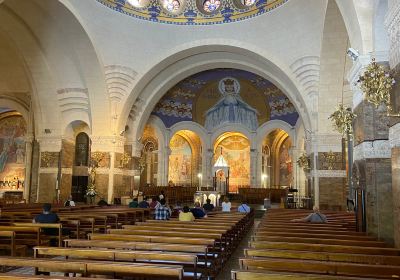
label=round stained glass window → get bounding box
[203,0,221,13]
[241,0,255,6]
[163,0,181,12]
[126,0,149,8]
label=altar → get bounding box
[194,191,221,207]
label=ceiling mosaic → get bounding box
[152,68,299,129]
[96,0,288,25]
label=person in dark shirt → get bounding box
[191,202,206,219]
[129,198,139,208]
[202,199,214,212]
[138,196,150,208]
[97,198,109,207]
[33,203,60,237]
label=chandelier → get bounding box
[357,58,396,109]
[297,153,310,170]
[329,104,356,135]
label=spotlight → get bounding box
[347,48,359,61]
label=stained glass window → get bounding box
[203,0,221,12]
[241,0,255,6]
[75,132,89,166]
[164,0,181,12]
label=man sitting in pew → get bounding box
[291,206,327,223]
[33,203,61,245]
[202,199,214,213]
[154,199,171,220]
[191,202,207,219]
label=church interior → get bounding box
[1,0,400,279]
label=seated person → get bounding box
[291,206,327,223]
[64,195,75,207]
[158,190,166,201]
[168,180,175,187]
[129,198,139,208]
[202,199,214,212]
[154,199,171,220]
[149,196,160,209]
[138,196,150,208]
[191,202,207,219]
[221,197,231,212]
[237,201,251,213]
[33,203,61,238]
[97,198,109,207]
[179,206,195,221]
[171,201,183,218]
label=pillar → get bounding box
[23,134,34,202]
[349,54,394,243]
[387,0,400,247]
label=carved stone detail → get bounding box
[311,170,346,178]
[353,140,391,160]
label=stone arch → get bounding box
[121,41,312,140]
[256,120,295,151]
[210,123,254,150]
[169,121,208,149]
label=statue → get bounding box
[205,77,258,131]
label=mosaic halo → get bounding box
[96,0,288,25]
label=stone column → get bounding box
[205,149,214,188]
[387,0,400,248]
[349,55,394,243]
[250,149,258,187]
[23,134,34,201]
[36,137,62,203]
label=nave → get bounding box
[0,203,399,279]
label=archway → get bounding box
[0,108,27,202]
[214,132,250,193]
[169,130,202,187]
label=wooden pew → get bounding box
[250,241,400,255]
[0,226,42,246]
[0,231,26,256]
[231,270,383,280]
[0,256,184,279]
[252,235,387,247]
[13,223,64,247]
[0,274,112,280]
[34,246,199,279]
[244,248,400,266]
[64,239,214,277]
[239,257,400,278]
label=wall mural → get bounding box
[279,137,293,187]
[152,68,299,129]
[169,134,192,186]
[0,114,26,190]
[214,134,250,193]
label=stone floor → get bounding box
[215,219,259,280]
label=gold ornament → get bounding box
[41,152,53,167]
[329,104,356,135]
[90,151,104,168]
[325,151,336,170]
[357,58,396,108]
[297,153,310,170]
[119,152,132,168]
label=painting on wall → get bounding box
[152,68,299,129]
[279,138,293,187]
[214,135,250,193]
[0,114,26,189]
[169,134,192,186]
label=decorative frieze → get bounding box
[311,170,346,178]
[91,136,125,152]
[353,140,391,160]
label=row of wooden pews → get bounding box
[0,206,253,279]
[232,209,400,279]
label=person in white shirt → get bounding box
[64,195,75,207]
[221,197,231,212]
